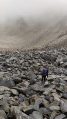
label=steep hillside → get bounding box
[0,18,67,50]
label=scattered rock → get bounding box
[0,49,67,119]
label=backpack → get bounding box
[42,68,47,76]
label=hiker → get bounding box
[41,65,48,83]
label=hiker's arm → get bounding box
[47,70,48,77]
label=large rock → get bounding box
[23,81,30,87]
[52,93,61,102]
[60,100,67,112]
[0,78,15,88]
[62,92,67,99]
[0,117,5,119]
[0,110,7,119]
[63,57,67,62]
[11,89,19,96]
[9,56,17,61]
[50,111,57,119]
[0,101,10,113]
[56,57,63,66]
[13,87,27,96]
[39,108,51,116]
[54,114,66,119]
[42,98,49,108]
[43,87,53,95]
[12,107,33,119]
[64,70,67,76]
[26,71,36,80]
[63,62,67,68]
[49,105,60,111]
[0,72,7,77]
[2,63,10,68]
[32,111,43,119]
[48,75,64,81]
[13,77,22,84]
[0,86,10,95]
[41,54,56,62]
[21,105,36,115]
[31,84,44,93]
[8,97,19,106]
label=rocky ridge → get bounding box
[0,48,67,119]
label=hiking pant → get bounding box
[42,75,46,83]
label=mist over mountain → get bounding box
[0,0,67,50]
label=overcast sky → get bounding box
[0,0,67,22]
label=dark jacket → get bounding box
[41,68,48,77]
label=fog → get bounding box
[0,0,67,23]
[0,0,67,50]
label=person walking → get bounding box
[41,65,48,83]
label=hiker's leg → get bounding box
[42,76,43,83]
[44,76,46,83]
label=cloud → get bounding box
[0,0,67,22]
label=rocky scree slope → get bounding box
[0,18,67,50]
[0,48,67,119]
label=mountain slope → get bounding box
[0,18,67,50]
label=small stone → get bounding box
[11,89,19,96]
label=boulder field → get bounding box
[0,48,67,119]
